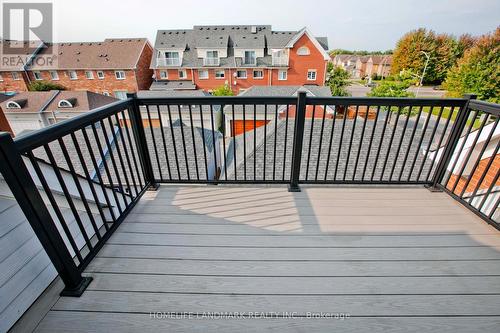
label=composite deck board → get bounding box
[32,185,500,333]
[35,312,500,333]
[53,291,500,315]
[87,257,500,276]
[98,244,500,260]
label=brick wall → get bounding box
[135,43,154,90]
[27,69,139,96]
[0,71,29,92]
[447,153,500,194]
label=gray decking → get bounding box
[31,186,500,332]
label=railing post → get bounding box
[427,94,477,191]
[0,132,91,296]
[126,93,159,190]
[289,91,307,192]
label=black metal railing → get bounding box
[0,92,499,296]
[0,98,150,296]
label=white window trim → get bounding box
[58,99,74,108]
[159,71,168,79]
[278,70,287,81]
[85,71,94,80]
[115,71,126,80]
[0,74,3,82]
[307,69,317,81]
[49,71,59,80]
[297,46,310,56]
[6,101,22,109]
[214,70,225,79]
[243,50,257,65]
[68,71,78,80]
[33,71,42,80]
[198,69,209,80]
[103,91,110,96]
[97,71,105,79]
[253,70,264,79]
[12,72,20,80]
[178,69,187,79]
[236,69,247,79]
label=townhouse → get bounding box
[0,40,42,93]
[150,25,329,94]
[1,39,153,99]
[0,90,117,135]
[365,55,392,79]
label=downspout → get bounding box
[23,41,46,86]
[38,90,60,127]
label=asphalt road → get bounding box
[346,83,447,98]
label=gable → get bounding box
[286,28,330,61]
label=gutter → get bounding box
[37,90,60,127]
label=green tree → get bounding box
[443,27,499,103]
[391,28,471,85]
[326,64,350,96]
[212,84,234,96]
[28,81,66,91]
[368,80,415,116]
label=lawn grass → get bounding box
[421,106,482,129]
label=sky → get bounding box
[3,0,500,51]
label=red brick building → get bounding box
[150,26,329,94]
[0,40,38,94]
[1,39,153,99]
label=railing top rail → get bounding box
[307,96,468,107]
[468,99,500,115]
[136,96,297,105]
[12,98,133,153]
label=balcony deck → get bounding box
[24,185,500,333]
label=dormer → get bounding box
[195,34,228,66]
[6,99,26,109]
[232,34,265,66]
[155,30,189,67]
[57,98,77,108]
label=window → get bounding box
[68,71,78,80]
[236,70,247,79]
[164,51,180,66]
[215,70,225,79]
[103,91,110,96]
[6,101,22,109]
[85,71,94,79]
[244,51,256,65]
[206,50,219,58]
[178,69,187,79]
[253,70,264,79]
[97,71,105,79]
[0,74,3,81]
[278,70,287,81]
[115,71,126,80]
[58,99,74,108]
[297,46,310,55]
[159,71,168,79]
[198,69,209,79]
[11,72,20,80]
[33,71,42,80]
[114,91,128,100]
[49,71,59,80]
[307,69,317,80]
